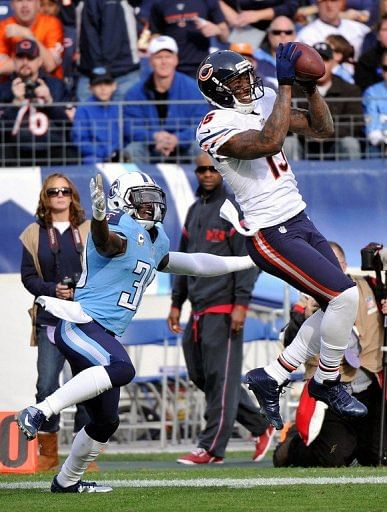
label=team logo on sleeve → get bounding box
[198,63,213,81]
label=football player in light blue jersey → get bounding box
[16,171,256,493]
[75,173,170,336]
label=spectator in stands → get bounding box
[296,0,375,28]
[76,0,140,102]
[273,241,387,467]
[123,36,208,164]
[253,15,297,92]
[220,0,298,33]
[297,0,370,61]
[292,42,363,160]
[360,1,387,54]
[40,0,79,99]
[149,0,229,78]
[355,14,387,92]
[19,172,91,472]
[362,49,387,155]
[72,68,121,164]
[0,39,78,167]
[168,151,273,465]
[326,34,355,83]
[0,0,64,79]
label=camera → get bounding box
[361,243,387,303]
[361,243,384,271]
[361,243,387,272]
[61,272,81,289]
[24,80,38,100]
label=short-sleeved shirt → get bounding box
[0,13,64,78]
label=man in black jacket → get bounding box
[167,152,273,464]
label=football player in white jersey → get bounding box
[196,44,367,430]
[16,171,257,493]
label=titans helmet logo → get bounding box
[108,179,120,199]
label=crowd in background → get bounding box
[0,0,386,165]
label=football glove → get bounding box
[90,173,106,221]
[276,42,301,86]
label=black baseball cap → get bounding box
[15,39,40,59]
[313,42,333,61]
[90,67,115,86]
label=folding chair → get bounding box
[117,318,186,447]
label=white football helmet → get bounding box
[108,172,167,230]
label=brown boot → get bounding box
[37,432,59,472]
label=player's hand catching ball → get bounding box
[90,173,106,221]
[276,42,302,86]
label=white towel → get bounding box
[36,296,93,323]
[219,199,258,236]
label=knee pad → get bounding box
[85,418,120,443]
[106,359,136,387]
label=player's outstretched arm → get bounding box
[158,252,256,276]
[90,174,126,257]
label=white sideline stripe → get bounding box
[1,476,387,490]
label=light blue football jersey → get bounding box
[75,211,170,335]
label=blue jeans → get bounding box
[36,325,90,433]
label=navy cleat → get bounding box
[16,406,46,440]
[308,376,368,418]
[245,368,287,430]
[51,475,113,493]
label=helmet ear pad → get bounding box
[107,172,167,230]
[197,50,264,114]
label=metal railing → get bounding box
[0,97,385,168]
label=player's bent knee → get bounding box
[106,360,136,387]
[85,418,120,443]
[329,285,358,309]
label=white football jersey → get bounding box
[196,87,306,233]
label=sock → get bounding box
[57,428,107,487]
[265,310,324,384]
[314,286,359,383]
[36,366,112,418]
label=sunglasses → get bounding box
[195,166,218,174]
[47,187,72,197]
[270,29,294,36]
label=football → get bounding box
[293,42,325,81]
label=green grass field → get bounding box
[1,451,387,512]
